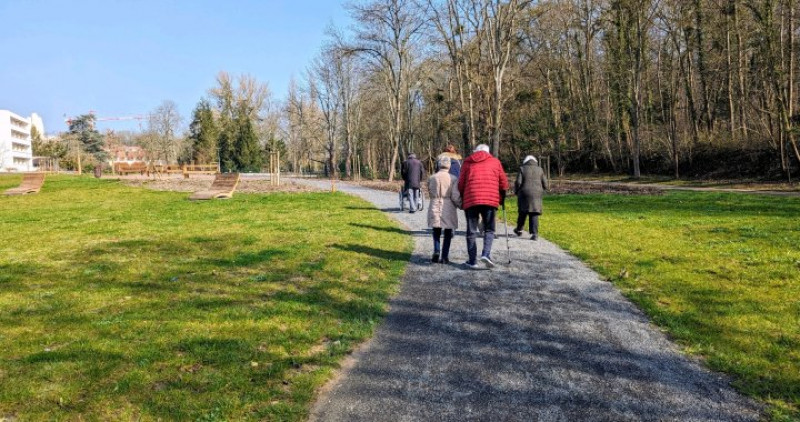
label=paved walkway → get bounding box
[293,179,761,421]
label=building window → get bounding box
[11,129,29,140]
[10,117,28,128]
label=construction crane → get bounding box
[64,111,146,130]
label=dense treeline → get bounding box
[285,0,800,180]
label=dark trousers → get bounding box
[432,228,453,261]
[516,212,540,236]
[465,205,496,264]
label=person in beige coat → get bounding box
[428,155,462,264]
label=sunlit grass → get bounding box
[507,191,800,420]
[0,175,411,421]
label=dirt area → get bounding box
[560,174,800,192]
[549,181,663,195]
[118,175,322,194]
[348,179,662,196]
[349,180,405,193]
[118,175,662,196]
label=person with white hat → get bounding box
[457,144,509,269]
[514,155,549,240]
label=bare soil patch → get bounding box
[550,181,663,195]
[119,176,321,193]
[347,179,662,196]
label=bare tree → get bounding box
[146,100,185,164]
[210,71,271,120]
[344,0,427,181]
[422,0,483,150]
[308,48,343,178]
[482,0,533,155]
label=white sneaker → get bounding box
[463,261,480,270]
[480,256,495,268]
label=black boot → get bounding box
[432,252,440,263]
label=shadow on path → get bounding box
[288,178,763,422]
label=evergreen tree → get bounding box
[187,99,219,164]
[68,114,107,162]
[218,117,236,172]
[232,106,263,172]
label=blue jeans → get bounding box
[465,205,496,264]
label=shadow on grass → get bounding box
[332,243,411,262]
[209,249,287,268]
[349,223,429,237]
[344,206,377,211]
[349,222,407,235]
[25,348,124,364]
[0,262,42,284]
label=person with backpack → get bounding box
[514,155,549,240]
[401,153,425,213]
[427,155,462,264]
[457,144,509,269]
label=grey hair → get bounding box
[437,155,451,169]
[474,144,490,153]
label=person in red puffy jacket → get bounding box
[457,144,509,269]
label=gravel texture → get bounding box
[296,178,761,421]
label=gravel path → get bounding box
[293,179,762,421]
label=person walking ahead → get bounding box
[436,144,463,178]
[401,153,425,213]
[457,144,509,269]
[514,155,548,240]
[428,155,462,264]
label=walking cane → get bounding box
[502,204,512,264]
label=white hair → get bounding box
[474,144,490,154]
[523,155,537,164]
[437,155,451,169]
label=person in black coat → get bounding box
[401,153,425,213]
[514,155,548,240]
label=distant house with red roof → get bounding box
[108,145,147,164]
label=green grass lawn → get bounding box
[0,175,411,421]
[507,191,800,420]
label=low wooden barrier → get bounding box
[114,162,148,175]
[183,164,218,178]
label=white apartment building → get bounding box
[0,110,44,172]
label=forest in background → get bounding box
[35,0,800,182]
[278,0,800,181]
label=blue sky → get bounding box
[0,0,351,134]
